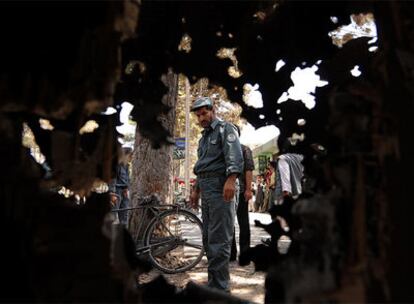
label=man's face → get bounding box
[194,107,215,129]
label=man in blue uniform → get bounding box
[109,147,133,226]
[189,97,243,292]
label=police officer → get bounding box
[190,97,243,292]
[109,147,133,226]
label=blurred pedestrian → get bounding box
[254,175,265,212]
[275,139,304,204]
[230,126,255,261]
[261,163,275,212]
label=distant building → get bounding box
[251,137,279,176]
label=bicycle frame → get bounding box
[111,204,184,255]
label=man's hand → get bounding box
[244,189,253,202]
[190,190,200,209]
[223,174,237,202]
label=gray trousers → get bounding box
[198,176,235,291]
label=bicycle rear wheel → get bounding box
[144,209,204,274]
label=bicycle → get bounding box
[111,194,204,274]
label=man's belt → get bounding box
[197,171,225,179]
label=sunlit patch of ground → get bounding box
[139,257,265,303]
[138,212,272,303]
[229,262,266,303]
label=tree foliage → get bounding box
[174,75,244,177]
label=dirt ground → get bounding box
[138,212,274,303]
[139,257,266,303]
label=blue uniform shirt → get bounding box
[108,163,130,192]
[194,118,244,177]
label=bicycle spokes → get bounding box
[145,210,204,273]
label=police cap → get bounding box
[190,97,213,112]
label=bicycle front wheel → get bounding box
[144,209,204,274]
